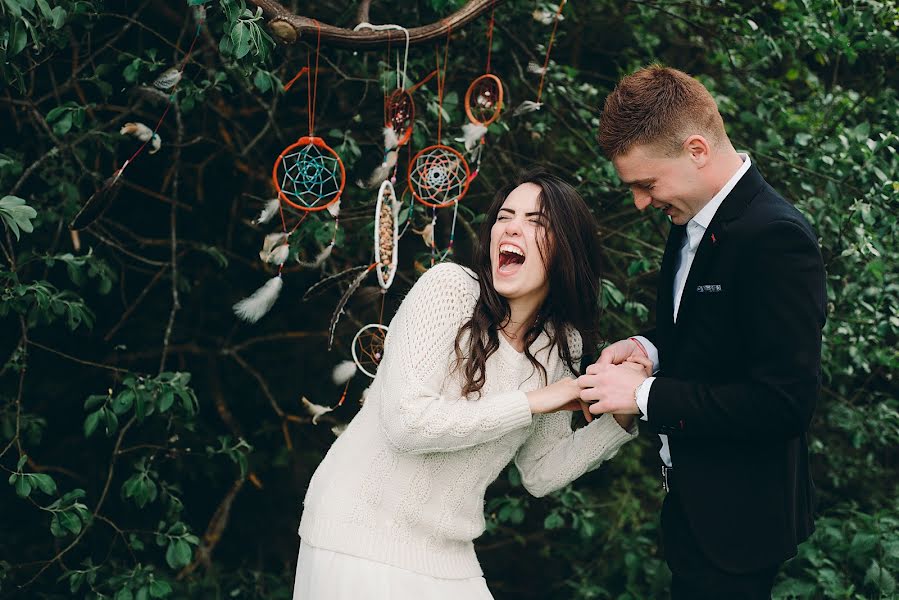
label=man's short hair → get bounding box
[598,65,727,159]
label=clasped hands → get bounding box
[527,338,652,424]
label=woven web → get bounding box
[409,147,468,206]
[279,143,342,209]
[468,77,501,125]
[386,90,414,142]
[353,324,387,379]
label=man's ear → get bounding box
[683,135,711,167]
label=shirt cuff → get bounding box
[631,336,660,374]
[635,376,655,422]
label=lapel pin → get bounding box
[710,233,718,244]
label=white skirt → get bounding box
[292,541,495,600]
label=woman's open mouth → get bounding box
[497,243,526,275]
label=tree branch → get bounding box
[249,0,504,47]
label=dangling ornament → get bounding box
[235,23,344,324]
[514,0,566,117]
[461,2,504,179]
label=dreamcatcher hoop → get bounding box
[407,144,471,209]
[375,180,399,289]
[465,74,504,126]
[352,323,388,378]
[386,89,415,147]
[272,136,346,212]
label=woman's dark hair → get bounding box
[454,167,602,397]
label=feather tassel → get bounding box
[331,360,358,385]
[297,243,333,268]
[462,123,488,152]
[233,276,282,323]
[301,396,334,425]
[360,150,398,188]
[383,126,399,151]
[254,198,281,225]
[328,266,375,348]
[120,122,162,154]
[513,100,544,117]
[259,232,288,263]
[303,265,370,301]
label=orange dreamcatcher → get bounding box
[234,23,346,324]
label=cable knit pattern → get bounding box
[298,263,637,579]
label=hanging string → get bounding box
[536,0,566,104]
[307,19,322,136]
[485,0,496,74]
[116,16,204,182]
[283,66,309,91]
[435,25,452,142]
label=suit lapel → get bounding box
[674,165,766,329]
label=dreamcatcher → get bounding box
[514,0,566,116]
[234,23,346,323]
[406,28,470,266]
[461,1,504,177]
[356,23,415,188]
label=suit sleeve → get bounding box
[647,219,826,440]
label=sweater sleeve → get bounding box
[513,331,636,497]
[376,263,533,455]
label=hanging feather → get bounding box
[331,360,358,385]
[153,67,182,90]
[331,423,348,437]
[413,223,435,248]
[254,198,281,225]
[301,396,334,425]
[233,276,282,323]
[513,100,543,117]
[527,61,548,75]
[359,150,398,188]
[383,126,399,152]
[327,199,341,219]
[297,243,333,268]
[120,122,162,154]
[533,6,564,25]
[303,264,370,301]
[461,123,488,152]
[328,265,375,349]
[269,244,289,266]
[258,232,288,263]
[70,172,124,230]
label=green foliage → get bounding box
[0,0,895,598]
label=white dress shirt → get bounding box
[634,154,752,467]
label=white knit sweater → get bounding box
[298,263,636,579]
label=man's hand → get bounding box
[597,338,648,366]
[577,363,647,415]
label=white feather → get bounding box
[153,67,182,90]
[361,150,398,188]
[233,276,282,323]
[327,199,341,218]
[383,126,399,151]
[301,396,334,425]
[254,199,281,225]
[270,244,289,265]
[331,360,358,385]
[513,100,544,117]
[120,122,155,142]
[149,134,162,154]
[258,231,288,262]
[527,61,548,75]
[331,423,348,437]
[462,123,488,152]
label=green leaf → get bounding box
[15,475,32,498]
[32,473,57,495]
[165,539,192,569]
[49,5,66,28]
[102,407,119,436]
[544,513,565,529]
[84,410,101,437]
[9,19,27,56]
[17,454,27,470]
[112,390,134,415]
[232,23,251,59]
[159,390,174,412]
[115,587,133,600]
[58,510,82,534]
[148,578,171,598]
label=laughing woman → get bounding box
[292,169,641,599]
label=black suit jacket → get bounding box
[644,165,825,573]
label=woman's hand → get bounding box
[527,378,593,422]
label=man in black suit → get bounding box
[578,65,826,599]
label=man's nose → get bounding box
[633,190,652,211]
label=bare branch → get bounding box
[249,0,504,47]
